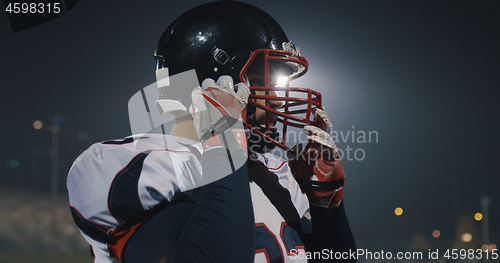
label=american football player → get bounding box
[68,1,355,262]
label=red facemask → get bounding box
[240,49,323,151]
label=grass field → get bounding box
[0,187,90,262]
[0,254,89,263]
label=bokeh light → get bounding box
[395,207,403,216]
[10,159,20,168]
[482,244,497,251]
[78,132,87,141]
[50,124,59,133]
[33,120,43,130]
[474,213,483,221]
[461,233,472,243]
[482,244,489,251]
[432,230,440,238]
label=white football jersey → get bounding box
[67,133,309,263]
[249,153,309,263]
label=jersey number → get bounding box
[255,222,305,263]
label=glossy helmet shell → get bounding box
[155,1,321,151]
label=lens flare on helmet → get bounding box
[240,49,323,151]
[276,76,289,88]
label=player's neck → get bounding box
[171,115,200,142]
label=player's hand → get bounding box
[190,75,249,150]
[287,108,345,208]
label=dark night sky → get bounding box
[1,0,499,251]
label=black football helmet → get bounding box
[154,1,322,151]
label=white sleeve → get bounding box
[138,149,202,209]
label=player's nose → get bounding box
[268,91,283,109]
